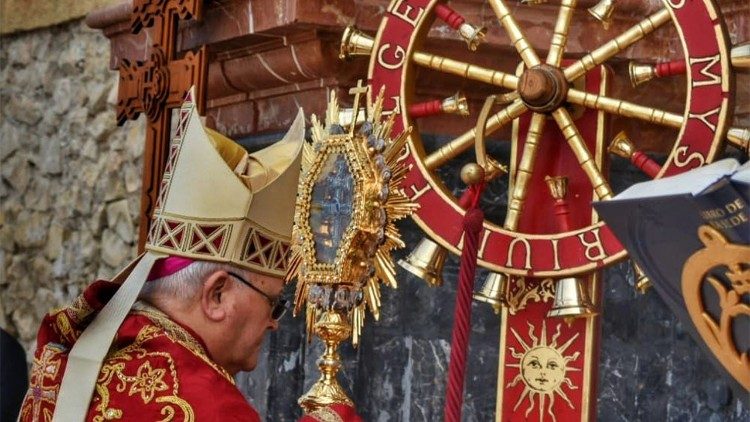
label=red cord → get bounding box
[443,183,485,422]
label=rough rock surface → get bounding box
[1,0,121,35]
[0,20,144,354]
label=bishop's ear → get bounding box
[200,271,230,321]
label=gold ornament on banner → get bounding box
[286,82,417,412]
[506,320,581,418]
[505,277,556,315]
[682,225,750,390]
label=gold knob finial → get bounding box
[460,163,485,185]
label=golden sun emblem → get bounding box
[506,321,581,422]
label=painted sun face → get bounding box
[506,321,581,422]
[521,347,565,392]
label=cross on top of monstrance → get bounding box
[116,0,208,250]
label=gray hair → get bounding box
[138,260,246,304]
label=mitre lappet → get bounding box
[53,86,305,420]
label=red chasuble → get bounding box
[19,280,261,422]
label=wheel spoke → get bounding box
[563,8,671,82]
[489,0,542,68]
[425,100,528,170]
[412,51,518,90]
[547,0,578,67]
[504,112,546,230]
[566,88,683,128]
[552,108,613,200]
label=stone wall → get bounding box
[1,0,121,35]
[0,19,145,353]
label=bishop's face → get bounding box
[223,272,284,373]
[520,347,565,392]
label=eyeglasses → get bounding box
[227,272,288,321]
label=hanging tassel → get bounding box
[443,182,485,422]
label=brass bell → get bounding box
[633,263,652,294]
[398,238,447,287]
[731,42,750,70]
[727,127,750,156]
[547,277,598,320]
[628,61,657,87]
[545,175,568,201]
[457,23,487,51]
[441,92,470,116]
[607,131,635,159]
[473,272,509,313]
[339,26,375,60]
[588,0,615,29]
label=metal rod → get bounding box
[564,9,671,81]
[425,100,528,170]
[489,0,542,68]
[552,108,613,199]
[547,0,578,67]
[412,51,519,91]
[505,113,547,230]
[566,88,683,128]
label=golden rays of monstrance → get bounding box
[506,320,581,422]
[286,85,417,346]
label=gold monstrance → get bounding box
[286,84,417,412]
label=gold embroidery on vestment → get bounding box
[129,361,169,403]
[90,302,241,421]
[92,320,193,421]
[22,344,64,421]
[131,302,234,383]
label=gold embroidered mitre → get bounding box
[146,87,305,277]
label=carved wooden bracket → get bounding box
[115,0,208,250]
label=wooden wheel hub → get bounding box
[518,65,568,112]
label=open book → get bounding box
[597,158,748,244]
[615,158,747,196]
[594,158,749,398]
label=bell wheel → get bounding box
[340,0,735,277]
